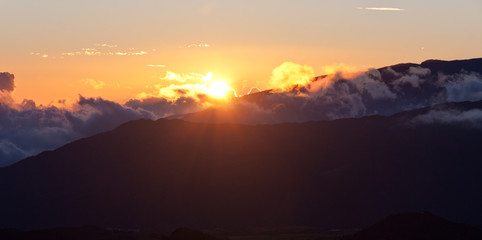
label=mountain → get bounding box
[171,58,482,124]
[0,225,166,240]
[344,212,482,240]
[0,226,221,240]
[1,100,482,230]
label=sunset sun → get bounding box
[208,81,232,99]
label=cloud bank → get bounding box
[2,59,482,165]
[0,71,230,166]
[0,75,156,166]
[174,62,482,124]
[412,109,482,127]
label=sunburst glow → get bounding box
[208,81,232,99]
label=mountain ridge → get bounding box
[1,100,482,230]
[170,58,482,124]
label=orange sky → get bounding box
[1,0,481,105]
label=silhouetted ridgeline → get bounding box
[343,212,482,240]
[1,213,481,240]
[0,101,482,230]
[0,226,221,240]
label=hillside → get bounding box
[1,102,482,230]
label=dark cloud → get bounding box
[66,96,155,136]
[0,96,156,167]
[0,73,15,92]
[125,96,204,118]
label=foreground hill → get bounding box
[344,212,482,240]
[2,212,479,240]
[0,226,221,240]
[0,101,482,230]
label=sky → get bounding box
[1,0,482,105]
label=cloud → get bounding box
[136,71,236,103]
[0,94,155,166]
[147,64,166,68]
[269,62,315,91]
[412,109,482,127]
[358,7,405,11]
[60,44,149,57]
[3,62,482,166]
[126,96,204,118]
[409,66,431,76]
[0,72,15,92]
[351,69,397,100]
[445,73,482,102]
[393,75,424,89]
[82,78,105,90]
[0,140,27,166]
[65,96,154,136]
[93,43,118,48]
[186,43,210,48]
[0,69,237,166]
[174,62,482,124]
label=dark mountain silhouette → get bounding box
[170,228,220,240]
[1,100,482,230]
[378,58,482,75]
[0,226,222,240]
[344,212,482,240]
[0,225,158,240]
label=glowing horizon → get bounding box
[2,0,481,105]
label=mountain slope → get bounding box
[1,104,482,230]
[344,212,482,240]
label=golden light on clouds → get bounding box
[82,78,105,90]
[320,63,365,76]
[269,62,315,91]
[136,71,236,103]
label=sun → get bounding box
[208,81,232,98]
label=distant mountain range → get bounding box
[172,58,482,124]
[1,58,481,167]
[1,212,481,240]
[1,98,482,230]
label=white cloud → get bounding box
[186,43,211,48]
[445,73,482,102]
[358,7,405,11]
[409,66,431,76]
[55,44,150,57]
[82,78,105,90]
[147,64,167,68]
[412,109,482,127]
[93,43,118,48]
